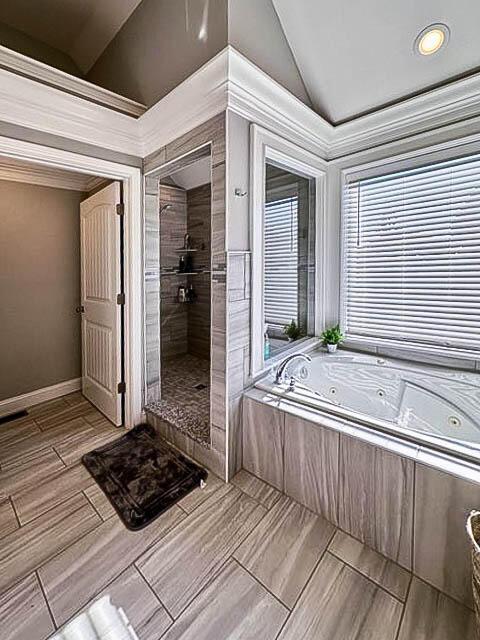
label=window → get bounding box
[342,152,480,352]
[263,162,314,361]
[264,195,299,327]
[250,124,326,374]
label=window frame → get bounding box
[339,136,480,361]
[250,125,327,376]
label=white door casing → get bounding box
[80,182,123,426]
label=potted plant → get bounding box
[284,319,303,342]
[321,324,344,353]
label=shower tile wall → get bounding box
[187,183,211,360]
[158,183,211,361]
[160,185,188,360]
[144,113,227,478]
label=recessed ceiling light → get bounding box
[414,24,449,56]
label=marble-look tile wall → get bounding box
[159,185,188,360]
[187,183,211,360]
[242,393,480,607]
[226,251,251,479]
[144,113,227,478]
[144,176,161,404]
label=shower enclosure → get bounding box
[147,149,212,447]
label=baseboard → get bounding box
[0,378,82,418]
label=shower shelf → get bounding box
[161,270,211,277]
[174,248,198,252]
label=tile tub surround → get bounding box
[242,391,480,607]
[144,113,227,479]
[0,396,474,640]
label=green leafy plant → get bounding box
[321,324,344,346]
[284,319,303,341]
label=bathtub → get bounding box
[256,349,480,461]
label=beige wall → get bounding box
[0,180,83,401]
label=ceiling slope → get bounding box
[273,0,480,123]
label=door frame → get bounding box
[0,134,143,427]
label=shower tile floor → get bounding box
[0,396,476,640]
[146,354,210,447]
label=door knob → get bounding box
[76,305,85,313]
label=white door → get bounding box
[80,182,123,426]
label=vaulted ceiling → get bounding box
[1,0,480,124]
[0,0,142,73]
[272,0,480,123]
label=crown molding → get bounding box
[0,156,93,190]
[328,73,480,159]
[226,47,333,158]
[138,46,333,159]
[1,45,480,164]
[139,48,229,157]
[0,67,142,156]
[0,45,146,118]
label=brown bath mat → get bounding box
[82,424,207,530]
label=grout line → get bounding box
[133,562,174,623]
[36,570,58,631]
[232,556,291,611]
[394,572,413,640]
[9,497,22,530]
[82,489,104,521]
[51,446,68,468]
[0,499,103,599]
[327,548,408,602]
[155,492,269,625]
[286,525,337,613]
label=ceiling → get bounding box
[273,0,480,123]
[171,157,211,191]
[0,0,142,73]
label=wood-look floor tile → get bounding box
[0,493,100,594]
[38,505,185,626]
[397,577,476,640]
[59,565,172,640]
[62,392,87,407]
[0,418,92,466]
[54,425,120,466]
[0,499,18,539]
[0,448,65,495]
[136,485,267,618]
[0,419,40,448]
[177,472,226,513]
[234,494,335,608]
[13,463,94,525]
[84,484,116,521]
[231,469,282,509]
[160,559,288,640]
[0,573,55,640]
[278,552,403,640]
[27,397,69,419]
[329,530,411,601]
[35,401,94,431]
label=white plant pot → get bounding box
[326,343,337,353]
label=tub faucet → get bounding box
[275,353,312,387]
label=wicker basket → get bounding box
[466,510,480,635]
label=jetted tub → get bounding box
[256,349,480,460]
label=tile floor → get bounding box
[0,396,476,640]
[146,354,210,446]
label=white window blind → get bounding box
[264,195,298,327]
[342,153,480,351]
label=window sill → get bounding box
[344,335,479,370]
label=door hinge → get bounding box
[116,293,125,305]
[117,381,126,394]
[116,203,124,216]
